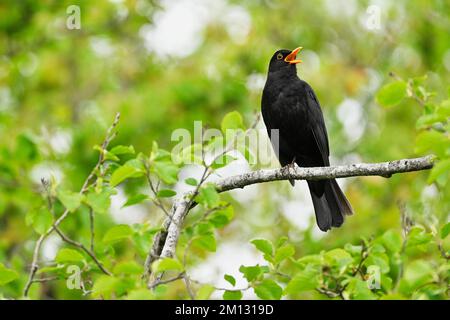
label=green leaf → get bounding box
[185,178,198,186]
[152,258,183,273]
[26,207,53,235]
[57,190,83,212]
[295,254,322,268]
[376,81,407,107]
[284,265,320,294]
[274,244,295,264]
[122,193,148,208]
[132,228,159,257]
[344,244,363,256]
[251,239,274,259]
[113,261,144,275]
[0,263,19,285]
[192,234,216,252]
[221,111,244,133]
[156,189,177,198]
[125,289,154,300]
[196,185,220,208]
[125,157,146,171]
[110,165,142,187]
[416,113,446,129]
[211,154,236,169]
[254,279,282,300]
[415,130,449,158]
[37,265,65,275]
[346,278,377,300]
[152,161,179,185]
[324,248,353,268]
[239,265,264,282]
[365,252,390,274]
[92,145,116,161]
[55,248,84,263]
[196,284,215,300]
[208,206,234,228]
[380,274,393,292]
[403,260,435,290]
[380,294,406,300]
[437,99,450,119]
[85,189,113,214]
[176,144,203,165]
[91,275,120,298]
[110,145,135,156]
[223,290,242,300]
[370,243,386,254]
[103,224,133,244]
[276,236,289,248]
[103,150,120,162]
[440,223,450,239]
[224,274,236,286]
[427,159,450,184]
[150,141,159,161]
[194,221,215,235]
[406,226,433,250]
[381,230,403,253]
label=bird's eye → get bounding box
[276,53,283,60]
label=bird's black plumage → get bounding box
[261,48,353,231]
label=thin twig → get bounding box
[88,208,95,252]
[183,275,195,300]
[275,271,291,279]
[316,287,342,299]
[395,202,412,291]
[438,242,449,260]
[188,277,251,292]
[183,238,194,269]
[54,227,111,276]
[352,241,369,277]
[143,162,176,223]
[31,276,59,284]
[148,272,186,289]
[150,271,250,297]
[23,113,120,296]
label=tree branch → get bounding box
[215,156,434,192]
[146,155,434,280]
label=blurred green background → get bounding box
[0,0,448,299]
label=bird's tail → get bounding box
[307,179,353,232]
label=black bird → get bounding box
[261,47,353,231]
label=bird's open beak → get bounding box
[284,47,303,64]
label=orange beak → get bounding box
[284,47,303,64]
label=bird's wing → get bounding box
[303,83,330,166]
[262,99,296,166]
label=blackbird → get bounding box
[261,47,353,231]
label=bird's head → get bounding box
[268,47,303,73]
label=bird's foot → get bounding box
[282,158,297,178]
[289,157,296,167]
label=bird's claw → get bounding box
[282,158,297,178]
